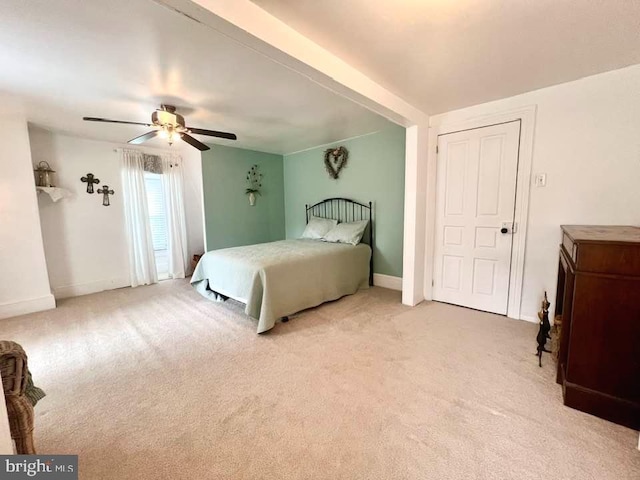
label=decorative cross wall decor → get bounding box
[80,173,100,193]
[97,185,114,206]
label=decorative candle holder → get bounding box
[34,161,56,187]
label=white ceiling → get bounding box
[0,0,392,154]
[251,0,640,114]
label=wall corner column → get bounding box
[402,123,429,306]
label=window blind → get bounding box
[144,173,168,252]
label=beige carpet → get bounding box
[1,280,638,479]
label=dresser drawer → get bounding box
[561,225,640,275]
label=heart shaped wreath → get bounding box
[324,146,349,179]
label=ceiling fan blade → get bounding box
[83,117,153,127]
[187,127,237,140]
[128,130,159,145]
[180,133,210,151]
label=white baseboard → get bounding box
[0,294,56,320]
[519,315,539,324]
[53,276,130,299]
[373,274,403,291]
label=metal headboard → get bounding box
[305,198,374,286]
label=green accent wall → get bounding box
[201,145,285,251]
[283,125,406,277]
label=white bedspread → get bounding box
[191,239,371,333]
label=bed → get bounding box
[191,198,374,333]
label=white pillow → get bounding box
[300,216,338,240]
[323,220,369,246]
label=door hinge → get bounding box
[512,222,518,234]
[436,145,439,154]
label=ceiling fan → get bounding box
[83,104,237,151]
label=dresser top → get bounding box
[561,225,640,244]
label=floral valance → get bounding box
[143,154,163,174]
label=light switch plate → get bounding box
[534,173,547,187]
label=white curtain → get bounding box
[161,153,189,279]
[120,148,158,287]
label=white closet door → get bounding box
[433,121,520,315]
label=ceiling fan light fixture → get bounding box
[168,131,181,145]
[157,127,180,145]
[83,105,230,151]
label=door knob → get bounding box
[501,227,509,234]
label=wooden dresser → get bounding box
[555,225,640,429]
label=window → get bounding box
[144,172,169,280]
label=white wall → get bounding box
[182,145,206,264]
[0,105,54,319]
[429,64,640,321]
[29,128,205,299]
